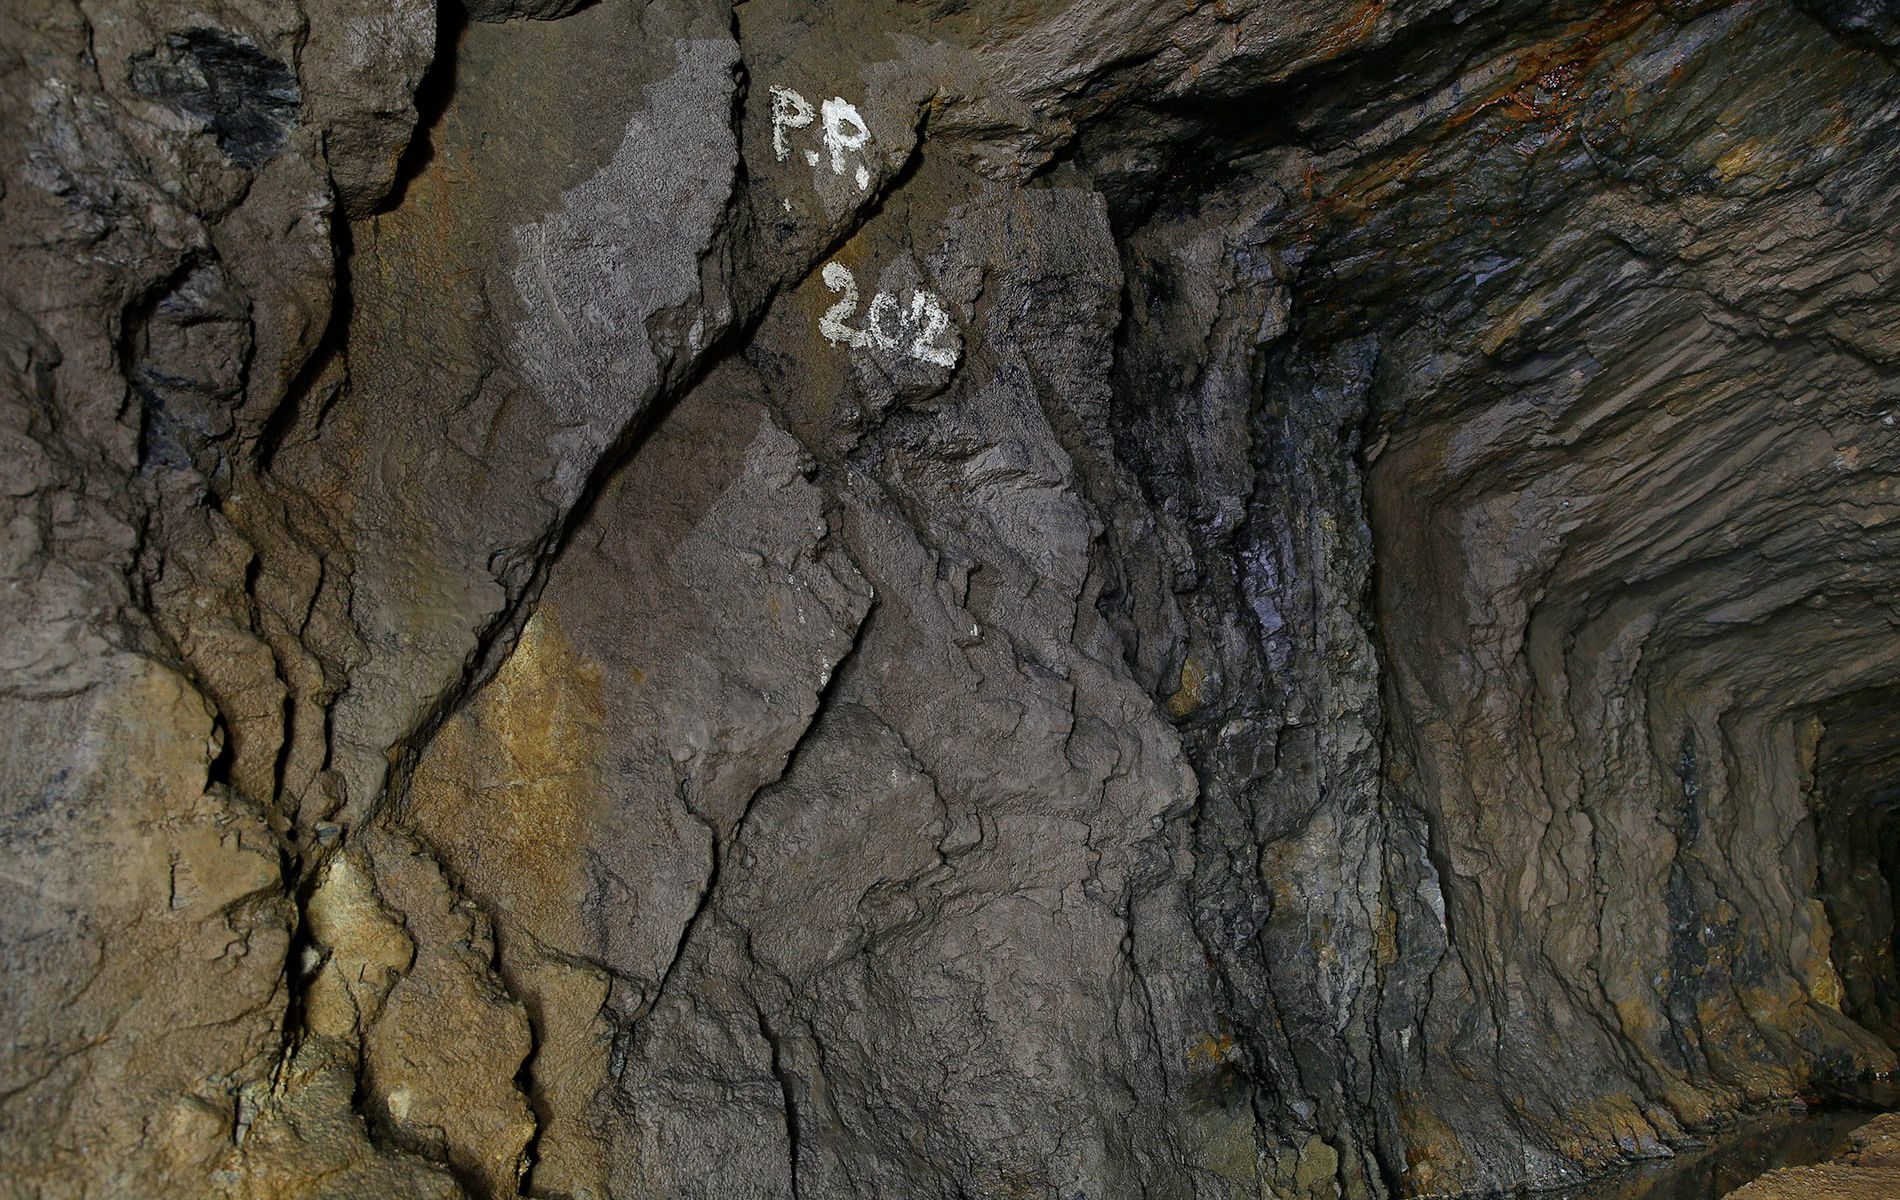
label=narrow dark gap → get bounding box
[258,0,465,472]
[1812,686,1900,1052]
[256,216,353,473]
[375,2,470,218]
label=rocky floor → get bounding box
[1726,1113,1900,1200]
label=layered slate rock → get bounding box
[3,0,1899,1197]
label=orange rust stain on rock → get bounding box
[1545,1092,1672,1172]
[404,606,605,950]
[1297,3,1665,237]
[1187,1031,1235,1064]
[1312,0,1388,63]
[1396,1088,1475,1197]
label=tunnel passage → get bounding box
[1814,687,1900,1048]
[1124,0,1900,1187]
[1092,0,1900,1191]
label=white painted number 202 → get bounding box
[820,263,959,369]
[771,85,872,192]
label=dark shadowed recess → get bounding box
[1815,687,1900,1048]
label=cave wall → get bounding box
[3,1,1899,1198]
[1330,1,1900,1184]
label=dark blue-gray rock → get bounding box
[128,29,300,167]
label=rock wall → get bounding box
[3,1,1898,1197]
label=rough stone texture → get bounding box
[1728,1113,1900,1199]
[5,0,1900,1198]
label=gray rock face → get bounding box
[4,1,1900,1198]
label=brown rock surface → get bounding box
[4,0,1900,1197]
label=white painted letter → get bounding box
[770,86,815,162]
[821,97,871,188]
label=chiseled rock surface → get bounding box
[3,0,1900,1197]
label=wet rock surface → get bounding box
[3,1,1900,1198]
